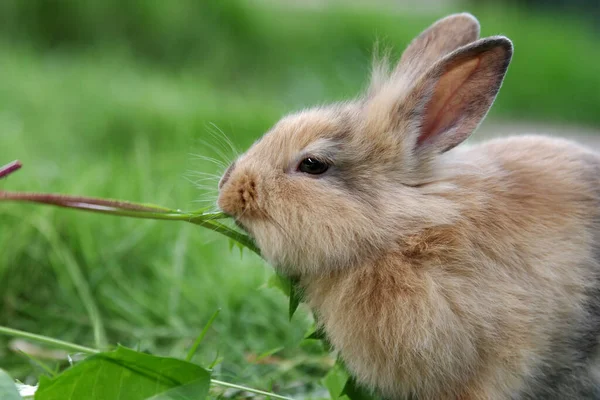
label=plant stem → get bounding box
[0,191,225,218]
[0,326,99,355]
[189,219,260,255]
[0,162,260,255]
[0,190,259,254]
[0,160,22,179]
[211,379,294,400]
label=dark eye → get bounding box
[298,157,329,175]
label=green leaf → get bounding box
[341,377,379,400]
[268,273,301,320]
[288,279,301,320]
[0,369,22,400]
[322,363,349,400]
[35,346,210,400]
[236,241,245,258]
[305,328,326,341]
[143,378,209,400]
[305,326,334,352]
[255,346,284,362]
[267,273,291,297]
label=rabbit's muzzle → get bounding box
[217,170,260,219]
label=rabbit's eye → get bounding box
[298,157,329,175]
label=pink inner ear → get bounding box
[417,56,482,146]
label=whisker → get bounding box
[186,175,221,182]
[193,186,219,192]
[190,194,219,204]
[183,175,219,187]
[191,198,219,206]
[205,129,233,160]
[185,172,222,181]
[197,139,232,167]
[192,186,219,193]
[236,207,250,221]
[258,209,295,245]
[194,188,219,194]
[189,177,220,185]
[203,124,232,156]
[189,154,228,169]
[207,122,239,159]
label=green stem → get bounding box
[189,219,260,255]
[210,379,294,400]
[0,326,99,355]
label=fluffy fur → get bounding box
[217,13,600,399]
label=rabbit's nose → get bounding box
[218,161,236,189]
[217,171,259,218]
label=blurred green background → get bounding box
[0,0,599,398]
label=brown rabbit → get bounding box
[217,13,600,400]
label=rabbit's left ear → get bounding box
[392,13,480,83]
[404,36,513,154]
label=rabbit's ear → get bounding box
[392,13,480,83]
[404,36,513,154]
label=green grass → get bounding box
[0,0,599,398]
[0,42,328,396]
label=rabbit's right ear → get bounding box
[392,13,480,83]
[401,36,513,156]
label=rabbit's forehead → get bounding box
[247,109,351,165]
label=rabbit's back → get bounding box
[465,135,600,399]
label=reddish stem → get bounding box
[0,191,172,213]
[0,160,22,179]
[0,160,168,212]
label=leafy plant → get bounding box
[0,325,292,400]
[0,160,376,399]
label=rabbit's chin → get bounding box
[249,226,371,277]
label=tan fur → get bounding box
[304,137,600,399]
[217,13,600,399]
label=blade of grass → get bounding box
[255,346,284,363]
[17,351,58,377]
[32,217,108,350]
[208,350,223,369]
[210,379,293,400]
[185,309,220,362]
[0,326,99,355]
[168,227,190,317]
